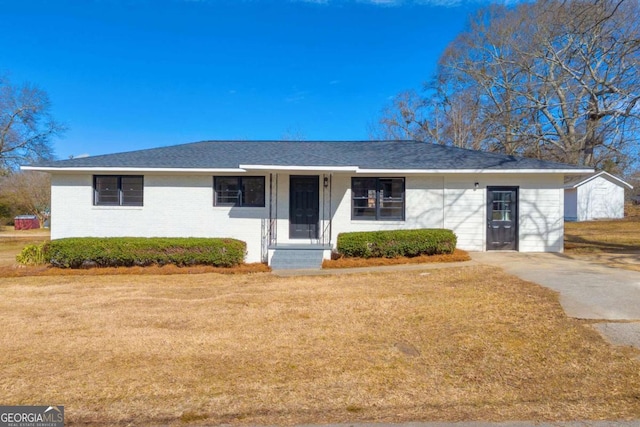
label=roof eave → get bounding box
[21,166,247,173]
[355,168,594,174]
[22,165,594,174]
[566,171,634,189]
[239,165,360,172]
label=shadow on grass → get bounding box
[564,234,640,253]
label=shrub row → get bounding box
[18,237,246,268]
[336,229,457,259]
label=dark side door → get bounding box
[289,175,319,239]
[487,186,518,251]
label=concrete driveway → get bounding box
[471,252,640,349]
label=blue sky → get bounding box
[2,0,488,159]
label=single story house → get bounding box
[24,140,592,268]
[564,171,633,221]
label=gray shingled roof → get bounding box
[26,140,590,171]
[565,173,599,187]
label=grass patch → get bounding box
[0,262,271,277]
[323,249,470,269]
[565,204,640,254]
[0,237,49,268]
[0,227,50,236]
[564,204,640,271]
[565,220,640,253]
[1,268,639,425]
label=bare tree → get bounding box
[374,86,488,149]
[376,90,432,141]
[376,0,640,171]
[0,171,51,227]
[434,82,490,150]
[0,76,64,171]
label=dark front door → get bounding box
[290,175,319,239]
[487,186,518,251]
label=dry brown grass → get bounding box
[323,249,470,269]
[0,226,51,236]
[0,237,50,267]
[565,213,640,253]
[564,204,640,271]
[1,267,639,426]
[0,262,271,277]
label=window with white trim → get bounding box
[351,177,405,220]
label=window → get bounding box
[214,176,265,207]
[352,177,405,220]
[94,175,143,206]
[491,191,513,221]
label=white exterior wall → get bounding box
[51,173,268,263]
[564,188,578,221]
[575,176,625,221]
[441,177,485,251]
[327,173,564,253]
[50,171,566,264]
[328,174,445,236]
[518,178,564,252]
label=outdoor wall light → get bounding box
[474,182,480,190]
[324,176,329,188]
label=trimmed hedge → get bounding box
[31,237,246,268]
[336,229,457,259]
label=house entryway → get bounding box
[267,174,332,270]
[487,186,518,251]
[289,175,319,239]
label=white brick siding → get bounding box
[50,171,566,263]
[51,173,267,262]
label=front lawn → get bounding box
[1,267,639,426]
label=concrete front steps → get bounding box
[268,244,332,270]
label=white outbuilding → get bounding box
[564,171,633,221]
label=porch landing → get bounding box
[268,244,332,270]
